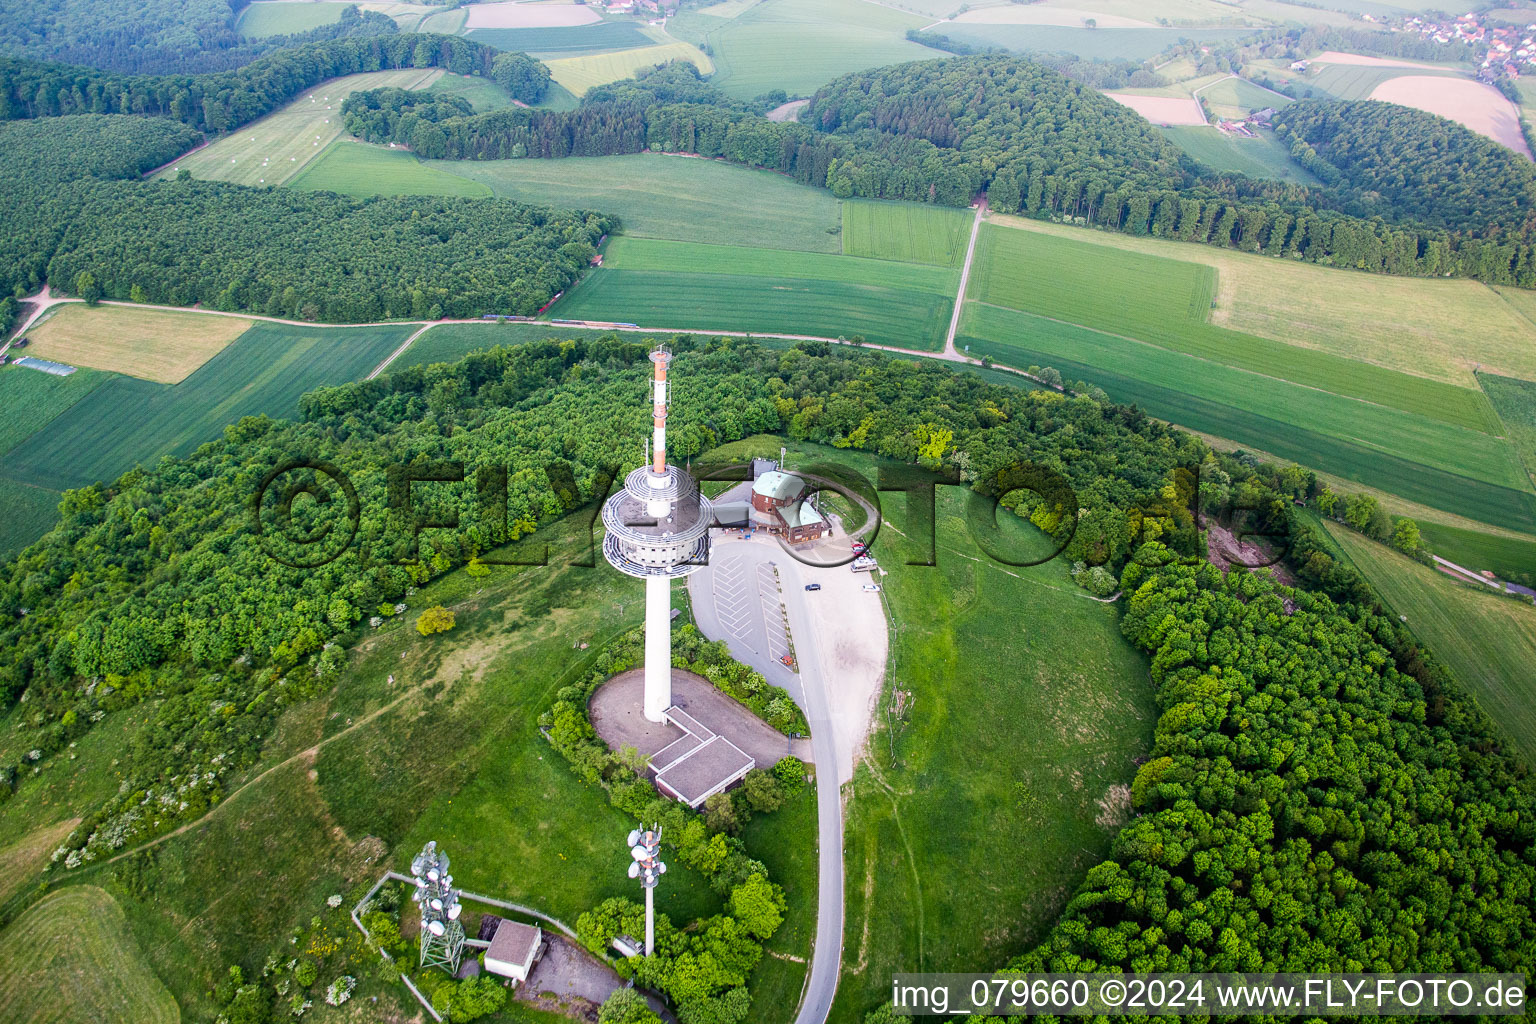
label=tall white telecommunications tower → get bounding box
[602,349,712,722]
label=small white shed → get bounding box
[484,920,542,986]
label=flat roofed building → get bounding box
[484,920,543,985]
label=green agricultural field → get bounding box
[547,41,713,96]
[1196,74,1292,118]
[958,308,1536,531]
[556,267,954,350]
[3,323,413,492]
[426,71,518,112]
[832,484,1156,1023]
[988,214,1536,387]
[158,67,444,187]
[1325,521,1536,769]
[0,362,105,455]
[468,22,653,54]
[445,153,845,252]
[1289,59,1463,101]
[235,0,344,37]
[1481,371,1536,486]
[967,225,1505,435]
[1416,520,1536,588]
[959,302,1528,493]
[0,886,178,1024]
[675,0,941,99]
[603,236,959,294]
[290,139,494,197]
[841,199,974,267]
[389,322,672,370]
[1161,125,1320,183]
[0,477,63,558]
[416,5,466,33]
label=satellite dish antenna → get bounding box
[628,862,641,879]
[448,904,463,920]
[428,920,446,937]
[427,869,439,881]
[632,846,648,861]
[430,898,443,911]
[628,829,642,847]
[658,862,667,874]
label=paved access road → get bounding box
[690,537,866,1024]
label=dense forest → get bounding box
[0,0,397,74]
[0,115,610,321]
[0,339,1198,866]
[0,32,507,131]
[1002,546,1536,980]
[1273,99,1536,233]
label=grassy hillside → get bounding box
[673,0,940,99]
[986,214,1536,387]
[831,483,1155,1023]
[3,323,413,491]
[0,886,179,1024]
[1324,521,1536,769]
[442,154,845,252]
[547,41,713,96]
[159,67,444,187]
[1481,371,1536,486]
[968,224,1504,435]
[290,139,495,197]
[1161,125,1320,183]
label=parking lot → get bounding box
[708,549,794,667]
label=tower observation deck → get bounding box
[602,349,712,722]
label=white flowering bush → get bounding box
[326,894,342,908]
[324,975,355,1006]
[288,994,312,1017]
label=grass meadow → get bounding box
[468,22,652,54]
[840,199,973,267]
[1481,371,1536,486]
[830,485,1156,1023]
[424,71,519,112]
[3,323,413,491]
[290,139,495,197]
[547,41,713,96]
[1416,519,1536,587]
[556,267,954,349]
[235,0,345,37]
[1161,125,1320,183]
[934,23,1251,60]
[26,303,254,383]
[0,478,63,558]
[1198,75,1292,118]
[673,0,940,99]
[0,886,179,1024]
[1324,520,1536,769]
[159,67,444,187]
[985,214,1536,387]
[968,225,1505,435]
[444,153,844,252]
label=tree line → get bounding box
[0,114,610,322]
[0,32,512,132]
[987,532,1535,990]
[0,0,399,74]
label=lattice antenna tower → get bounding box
[410,840,465,973]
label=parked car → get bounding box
[804,583,822,591]
[851,541,867,555]
[862,584,881,593]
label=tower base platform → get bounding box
[589,669,813,808]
